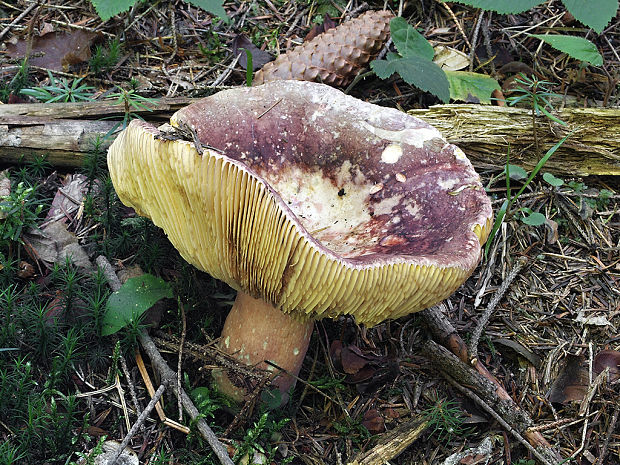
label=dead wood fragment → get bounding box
[409,105,620,176]
[347,416,428,465]
[420,304,562,462]
[421,340,560,465]
[2,101,617,175]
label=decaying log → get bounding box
[409,104,620,176]
[1,99,618,175]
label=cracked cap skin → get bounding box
[107,80,493,327]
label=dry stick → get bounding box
[177,301,187,422]
[422,341,559,465]
[119,354,142,422]
[95,255,234,465]
[109,380,170,465]
[442,372,553,465]
[138,331,234,465]
[419,304,561,461]
[468,257,527,356]
[597,404,620,465]
[0,1,38,40]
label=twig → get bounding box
[422,340,561,465]
[468,257,527,355]
[96,255,233,465]
[119,354,142,422]
[139,331,234,465]
[110,380,170,465]
[444,374,555,465]
[0,1,38,41]
[469,10,484,72]
[177,300,187,422]
[597,403,619,465]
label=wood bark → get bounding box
[409,105,620,176]
[1,99,618,175]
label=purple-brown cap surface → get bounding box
[108,81,493,326]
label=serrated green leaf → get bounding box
[505,164,528,181]
[561,0,617,33]
[445,0,544,14]
[90,0,136,21]
[521,211,546,226]
[101,274,173,336]
[371,56,450,103]
[390,17,434,60]
[185,0,229,22]
[444,70,500,104]
[543,172,565,187]
[530,34,603,66]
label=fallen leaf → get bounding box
[548,354,589,404]
[232,34,272,70]
[45,174,90,223]
[6,30,98,71]
[544,217,559,244]
[494,338,541,367]
[25,221,93,271]
[434,45,469,71]
[362,409,384,433]
[594,350,620,382]
[305,14,336,42]
[341,345,369,374]
[575,311,614,328]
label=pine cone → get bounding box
[253,10,394,87]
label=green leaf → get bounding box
[504,164,528,181]
[371,56,450,103]
[90,0,136,21]
[530,34,603,66]
[101,274,173,336]
[445,0,545,14]
[521,211,546,226]
[444,70,500,104]
[185,0,229,23]
[390,17,434,60]
[543,172,564,187]
[561,0,618,33]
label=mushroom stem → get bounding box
[213,291,313,403]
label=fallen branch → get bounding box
[1,100,618,175]
[420,304,561,463]
[95,255,234,465]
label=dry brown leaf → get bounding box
[594,349,620,382]
[232,34,273,70]
[548,354,589,404]
[362,408,385,433]
[6,30,98,71]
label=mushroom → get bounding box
[107,80,493,402]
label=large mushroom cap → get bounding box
[108,81,492,326]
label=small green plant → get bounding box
[1,59,30,103]
[505,73,566,132]
[89,38,121,74]
[423,398,470,442]
[485,135,570,255]
[20,71,95,103]
[103,83,156,137]
[448,0,616,33]
[101,273,173,336]
[0,181,44,259]
[371,18,500,104]
[90,0,228,23]
[232,412,293,464]
[371,18,450,103]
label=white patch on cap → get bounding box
[362,122,443,148]
[381,144,403,164]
